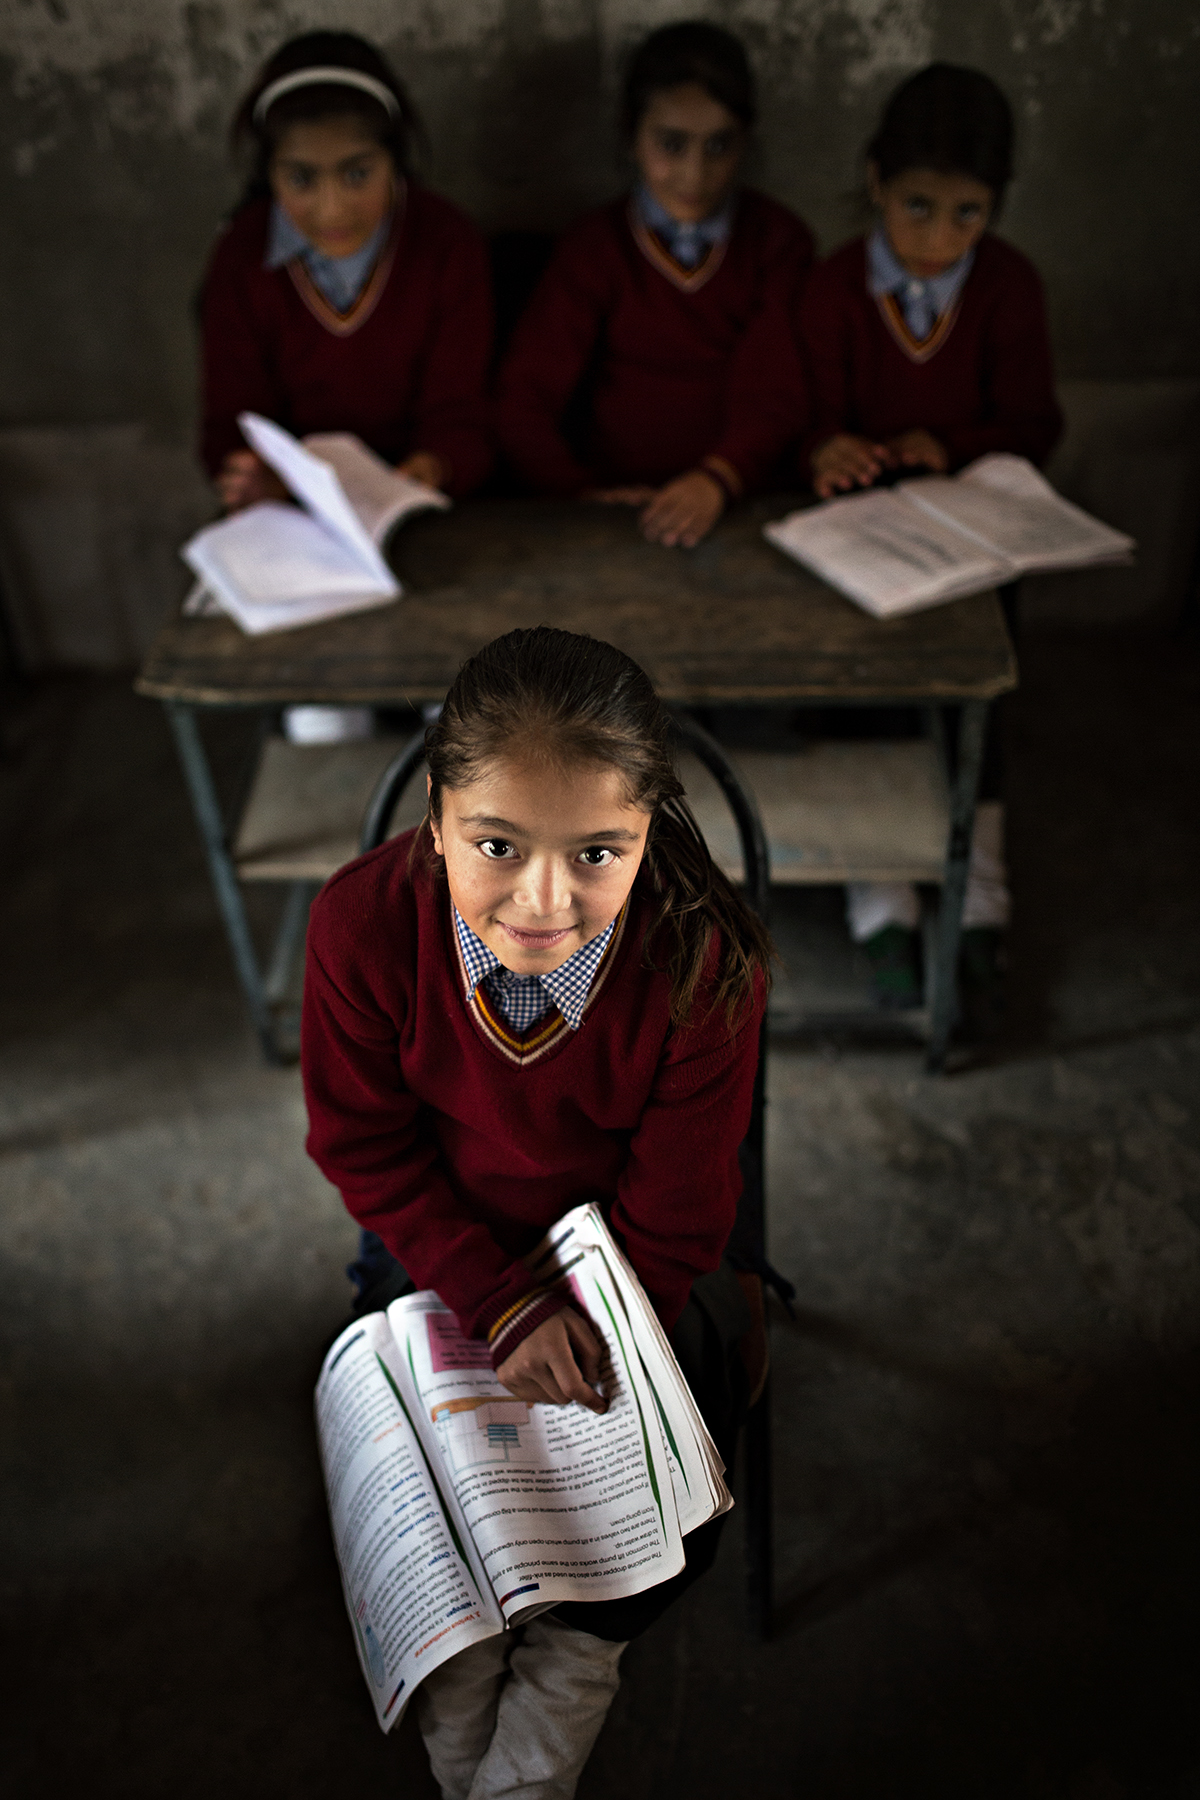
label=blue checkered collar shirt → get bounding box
[452,907,619,1033]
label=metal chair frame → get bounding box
[359,709,778,1639]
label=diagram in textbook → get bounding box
[430,1396,535,1473]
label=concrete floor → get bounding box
[3,631,1199,1799]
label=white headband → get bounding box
[253,67,400,126]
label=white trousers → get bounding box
[416,1615,627,1800]
[846,800,1011,940]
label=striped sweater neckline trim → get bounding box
[451,902,630,1068]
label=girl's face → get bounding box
[269,115,395,258]
[633,82,745,223]
[429,756,652,976]
[869,164,994,278]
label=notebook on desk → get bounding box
[765,453,1135,619]
[181,414,449,636]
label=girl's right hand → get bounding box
[216,449,289,513]
[496,1309,608,1412]
[811,433,892,499]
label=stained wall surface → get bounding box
[2,0,1198,442]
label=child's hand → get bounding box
[811,434,891,498]
[397,450,448,490]
[496,1309,608,1412]
[216,450,289,513]
[638,470,725,548]
[885,428,950,473]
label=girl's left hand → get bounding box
[886,429,950,472]
[638,470,725,548]
[397,450,448,490]
[496,1310,608,1412]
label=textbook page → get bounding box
[315,1312,503,1734]
[303,432,450,545]
[181,502,399,636]
[528,1206,732,1537]
[765,489,1008,618]
[238,413,395,588]
[900,454,1135,574]
[385,1283,685,1623]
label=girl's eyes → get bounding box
[903,196,933,218]
[343,162,374,187]
[955,203,983,223]
[656,130,689,155]
[473,840,617,868]
[703,133,735,158]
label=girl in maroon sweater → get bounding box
[496,22,813,549]
[302,627,770,1795]
[200,31,492,511]
[795,64,1062,1011]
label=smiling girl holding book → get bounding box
[302,627,770,1797]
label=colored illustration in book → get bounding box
[430,1396,535,1472]
[426,1313,496,1373]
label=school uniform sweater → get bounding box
[795,232,1062,471]
[301,832,764,1359]
[495,189,814,495]
[200,187,493,496]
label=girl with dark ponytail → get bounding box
[302,626,769,1795]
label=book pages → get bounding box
[315,1311,502,1733]
[238,413,395,587]
[765,489,1008,618]
[303,432,450,545]
[901,453,1135,572]
[181,502,398,636]
[528,1206,732,1536]
[385,1273,686,1622]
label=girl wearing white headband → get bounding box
[199,30,493,509]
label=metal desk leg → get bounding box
[927,698,989,1071]
[165,700,285,1065]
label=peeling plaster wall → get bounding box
[2,0,1198,439]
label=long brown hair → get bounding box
[420,627,772,1028]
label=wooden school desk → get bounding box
[136,496,1016,1070]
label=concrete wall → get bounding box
[1,2,1198,662]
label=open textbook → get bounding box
[315,1204,730,1732]
[765,453,1135,619]
[181,413,449,635]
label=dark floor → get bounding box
[3,630,1200,1798]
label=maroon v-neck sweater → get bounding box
[199,188,493,495]
[301,833,763,1348]
[496,190,814,494]
[794,232,1062,471]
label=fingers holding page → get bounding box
[496,1310,608,1412]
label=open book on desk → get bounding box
[316,1203,730,1732]
[764,453,1135,619]
[181,412,449,635]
